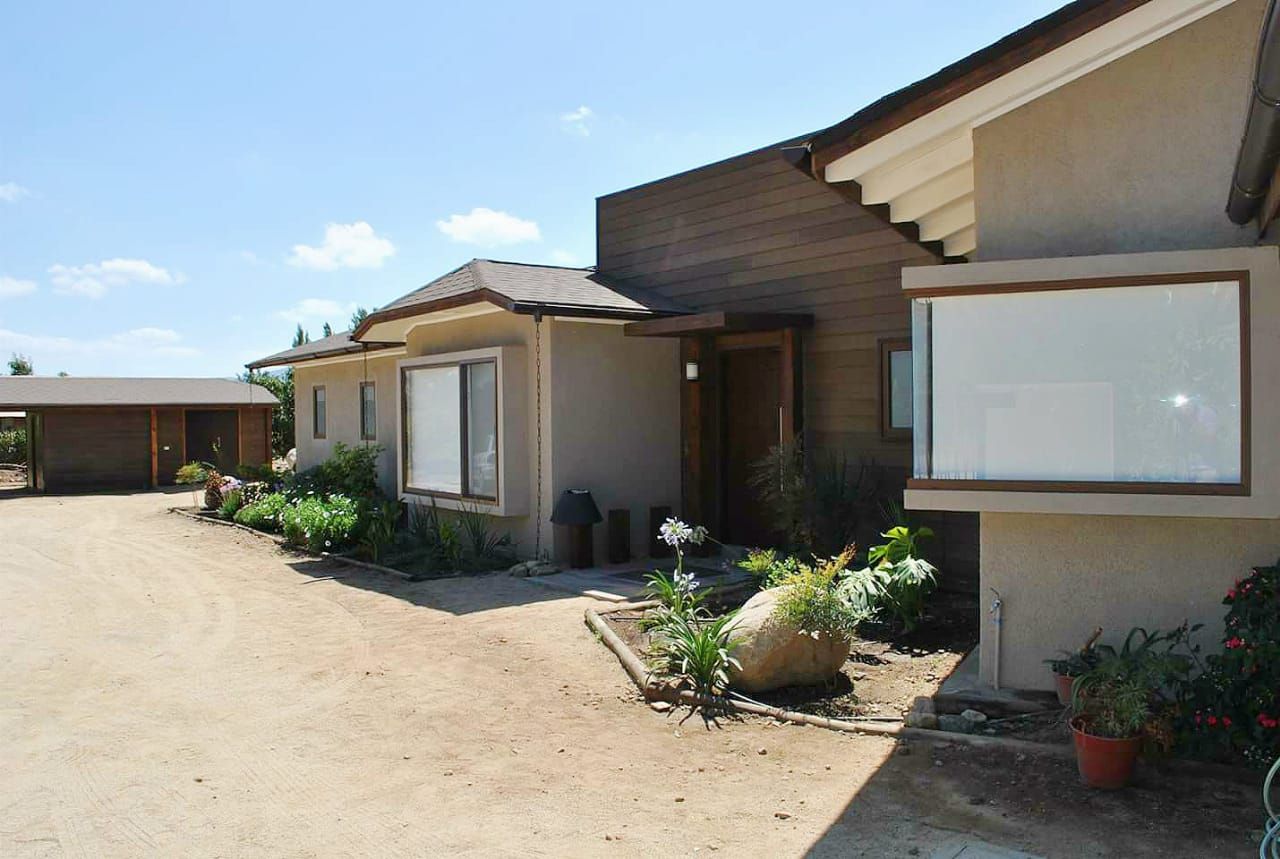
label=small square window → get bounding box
[880,339,913,439]
[360,382,376,441]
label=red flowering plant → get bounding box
[1178,561,1280,768]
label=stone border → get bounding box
[168,506,414,581]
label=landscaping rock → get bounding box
[961,709,988,728]
[911,696,936,715]
[726,587,851,693]
[530,563,561,577]
[938,714,973,734]
[905,712,939,730]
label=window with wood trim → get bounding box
[359,381,376,441]
[880,338,913,440]
[312,385,326,439]
[402,359,498,500]
[909,273,1249,494]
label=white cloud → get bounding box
[48,258,181,299]
[560,105,594,137]
[548,249,579,267]
[0,182,30,203]
[275,298,358,324]
[436,207,541,247]
[0,326,198,359]
[0,276,37,298]
[287,221,395,271]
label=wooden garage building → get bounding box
[0,377,277,493]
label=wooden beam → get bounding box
[625,311,815,338]
[149,408,158,488]
[237,408,244,471]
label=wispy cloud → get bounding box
[0,276,37,298]
[0,182,30,203]
[0,326,198,359]
[287,222,395,270]
[48,258,182,299]
[274,297,358,325]
[548,249,579,266]
[436,207,541,247]
[560,105,594,137]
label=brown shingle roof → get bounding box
[0,377,279,408]
[246,330,401,370]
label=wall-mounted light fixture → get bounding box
[684,360,700,382]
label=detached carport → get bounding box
[0,377,277,493]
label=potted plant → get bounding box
[1045,631,1101,706]
[1069,625,1197,789]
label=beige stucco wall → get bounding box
[548,319,681,564]
[294,353,400,497]
[948,0,1279,690]
[973,0,1267,261]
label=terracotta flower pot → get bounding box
[1070,717,1141,790]
[1053,673,1074,706]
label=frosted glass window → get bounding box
[312,386,326,439]
[889,349,913,430]
[913,279,1243,486]
[404,365,462,494]
[465,362,498,499]
[360,382,377,441]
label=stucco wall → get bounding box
[973,0,1266,261]
[548,319,681,563]
[294,354,400,497]
[961,0,1277,690]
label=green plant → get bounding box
[239,481,273,507]
[1046,632,1103,677]
[457,503,514,567]
[359,500,401,563]
[736,548,779,582]
[0,428,26,464]
[316,442,382,499]
[237,462,276,482]
[175,461,212,485]
[1072,625,1198,742]
[773,546,868,641]
[218,489,244,519]
[240,369,295,457]
[660,611,741,697]
[280,494,361,553]
[234,492,289,531]
[1180,562,1280,768]
[860,525,938,631]
[644,568,708,621]
[746,437,809,549]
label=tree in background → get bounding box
[242,369,295,458]
[322,322,333,338]
[292,325,310,348]
[8,353,33,375]
[350,307,369,331]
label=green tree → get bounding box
[242,369,295,457]
[350,307,370,331]
[322,322,333,338]
[292,325,310,348]
[8,353,33,375]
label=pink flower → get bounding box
[1208,716,1218,726]
[1222,716,1232,728]
[1226,637,1245,649]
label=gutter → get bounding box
[1227,0,1280,226]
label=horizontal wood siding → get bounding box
[598,146,978,590]
[156,408,184,485]
[42,408,151,492]
[239,406,271,469]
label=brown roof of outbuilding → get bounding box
[246,330,402,370]
[353,259,690,338]
[0,377,279,408]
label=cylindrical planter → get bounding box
[1070,717,1141,789]
[1054,673,1074,707]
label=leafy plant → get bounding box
[736,548,778,581]
[1072,625,1199,742]
[218,489,244,519]
[1046,630,1103,677]
[1179,562,1280,768]
[747,437,809,549]
[644,568,708,623]
[237,462,276,482]
[0,428,26,464]
[857,525,938,631]
[457,503,514,568]
[234,492,289,531]
[660,611,741,697]
[280,494,361,553]
[359,500,401,563]
[773,546,868,641]
[175,461,212,485]
[316,442,382,499]
[238,480,273,507]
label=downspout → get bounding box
[1227,0,1280,226]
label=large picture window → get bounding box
[910,274,1248,493]
[402,359,498,500]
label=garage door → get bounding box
[41,408,151,492]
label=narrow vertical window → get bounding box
[360,381,377,441]
[880,338,913,439]
[313,386,326,439]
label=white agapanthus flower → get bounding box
[659,517,708,548]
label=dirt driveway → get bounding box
[0,491,1263,857]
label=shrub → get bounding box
[218,489,244,519]
[175,461,211,485]
[0,428,26,464]
[239,481,273,507]
[457,503,515,567]
[854,525,938,631]
[358,500,401,563]
[773,547,868,641]
[280,494,361,553]
[316,442,381,499]
[737,548,778,581]
[1073,625,1197,744]
[237,462,276,482]
[234,492,288,531]
[659,611,741,697]
[1180,563,1280,768]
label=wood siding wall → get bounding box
[597,145,979,588]
[42,408,152,492]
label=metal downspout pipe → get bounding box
[1227,0,1280,225]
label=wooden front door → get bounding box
[720,347,781,546]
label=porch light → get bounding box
[551,489,603,569]
[684,360,700,382]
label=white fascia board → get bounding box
[856,133,973,204]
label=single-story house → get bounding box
[788,0,1280,690]
[0,411,24,433]
[248,259,687,564]
[0,377,277,492]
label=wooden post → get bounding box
[149,408,158,488]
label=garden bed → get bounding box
[601,588,977,722]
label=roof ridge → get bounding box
[476,258,595,272]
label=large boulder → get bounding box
[727,587,851,693]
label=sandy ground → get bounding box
[0,490,1263,858]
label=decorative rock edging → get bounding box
[168,506,414,581]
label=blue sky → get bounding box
[0,0,1061,377]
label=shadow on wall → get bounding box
[284,557,577,617]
